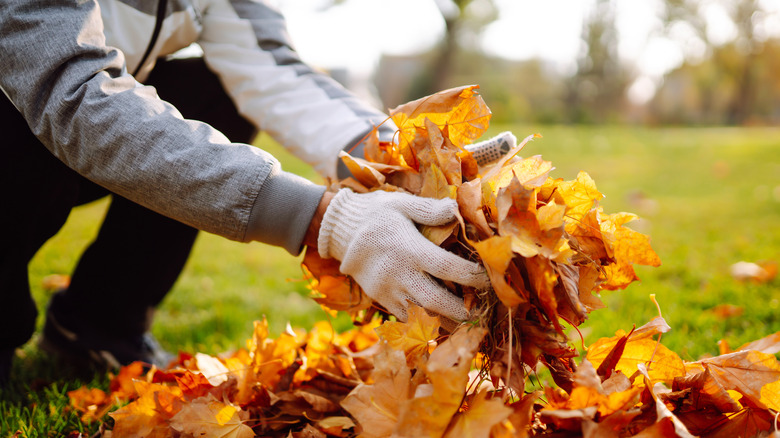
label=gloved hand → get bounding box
[317,189,490,322]
[465,131,517,167]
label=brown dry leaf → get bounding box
[697,350,780,411]
[546,360,642,418]
[339,152,386,187]
[457,178,492,237]
[444,390,513,438]
[396,326,487,437]
[697,407,777,438]
[736,331,780,355]
[671,368,742,414]
[711,304,744,320]
[340,346,411,438]
[374,303,440,364]
[470,235,525,308]
[169,394,254,438]
[637,366,697,438]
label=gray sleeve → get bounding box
[198,0,397,179]
[0,0,320,254]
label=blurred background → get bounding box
[280,0,780,126]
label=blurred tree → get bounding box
[408,0,498,99]
[565,0,630,123]
[658,0,766,124]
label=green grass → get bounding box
[3,126,779,435]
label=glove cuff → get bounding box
[317,189,363,260]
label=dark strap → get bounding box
[132,0,169,77]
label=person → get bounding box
[0,0,508,383]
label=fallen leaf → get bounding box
[169,394,254,438]
[444,390,513,438]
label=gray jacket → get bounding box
[0,0,392,254]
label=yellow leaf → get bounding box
[541,171,603,221]
[444,390,513,438]
[420,163,457,200]
[375,304,441,363]
[390,85,491,150]
[487,155,554,194]
[169,394,254,438]
[587,335,685,384]
[470,235,525,308]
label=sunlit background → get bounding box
[276,0,780,124]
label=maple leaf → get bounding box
[169,394,254,438]
[395,326,487,437]
[444,390,513,438]
[67,387,111,423]
[696,350,780,411]
[541,171,603,222]
[340,346,411,438]
[107,361,146,401]
[598,210,661,290]
[390,85,491,151]
[110,381,184,437]
[374,303,440,364]
[636,364,698,438]
[586,325,685,384]
[545,360,642,419]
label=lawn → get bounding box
[2,125,779,435]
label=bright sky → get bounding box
[277,0,780,103]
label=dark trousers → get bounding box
[0,57,256,349]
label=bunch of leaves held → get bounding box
[303,84,662,392]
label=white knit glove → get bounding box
[317,189,490,322]
[465,131,517,167]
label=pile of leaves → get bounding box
[66,85,779,436]
[303,84,661,393]
[69,306,780,437]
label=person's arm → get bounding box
[196,0,395,179]
[0,0,322,253]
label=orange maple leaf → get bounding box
[390,85,491,152]
[375,304,441,364]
